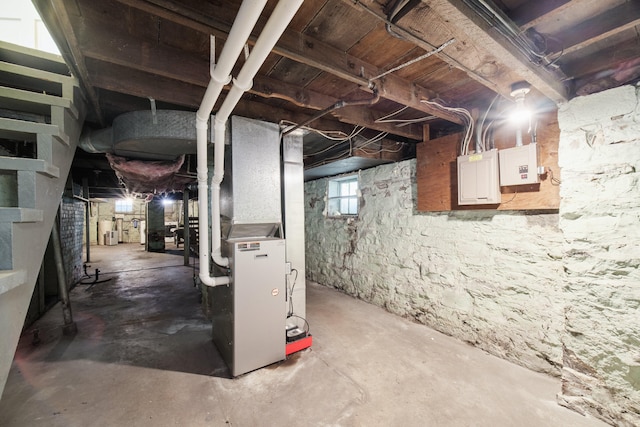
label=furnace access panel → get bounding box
[211,238,286,377]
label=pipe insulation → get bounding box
[196,0,303,287]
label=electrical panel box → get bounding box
[457,149,501,205]
[499,143,539,186]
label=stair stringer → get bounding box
[0,103,85,397]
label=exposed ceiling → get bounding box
[32,0,640,198]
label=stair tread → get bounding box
[0,60,76,86]
[0,117,69,145]
[0,156,59,178]
[0,207,43,223]
[0,269,27,295]
[0,41,69,74]
[0,86,76,118]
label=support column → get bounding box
[147,198,165,252]
[82,177,90,262]
[183,189,190,266]
[51,214,77,335]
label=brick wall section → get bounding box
[60,197,85,286]
[304,161,565,376]
[557,84,640,426]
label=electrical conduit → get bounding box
[196,0,303,287]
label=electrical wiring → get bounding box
[303,126,365,158]
[501,189,518,204]
[283,90,380,136]
[546,167,561,185]
[476,93,501,152]
[374,105,437,127]
[279,120,351,141]
[306,134,406,168]
[357,131,389,149]
[375,105,409,122]
[481,119,496,150]
[285,268,311,336]
[369,38,456,84]
[287,314,311,335]
[420,99,474,156]
[287,268,299,317]
[357,145,404,155]
[385,0,412,40]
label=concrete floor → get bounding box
[0,243,608,427]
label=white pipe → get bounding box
[208,0,304,271]
[197,0,303,287]
[197,0,267,287]
[196,1,268,123]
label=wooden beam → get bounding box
[430,0,568,103]
[87,59,203,108]
[547,2,640,56]
[86,59,374,138]
[73,16,422,139]
[344,0,568,104]
[111,0,464,124]
[509,0,572,28]
[564,37,640,80]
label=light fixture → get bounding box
[509,81,531,125]
[162,198,173,206]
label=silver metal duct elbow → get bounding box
[79,127,114,154]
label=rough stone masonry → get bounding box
[304,83,640,426]
[557,84,640,426]
[305,162,565,375]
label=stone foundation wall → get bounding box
[305,83,640,426]
[557,84,640,426]
[305,161,565,375]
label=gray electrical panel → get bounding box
[457,149,501,205]
[211,238,286,376]
[498,143,539,186]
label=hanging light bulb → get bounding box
[509,81,531,124]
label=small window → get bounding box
[115,198,133,213]
[327,175,358,217]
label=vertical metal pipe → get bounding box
[183,188,190,266]
[82,177,90,262]
[51,216,77,335]
[38,261,45,314]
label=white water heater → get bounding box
[105,231,118,246]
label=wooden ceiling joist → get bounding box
[548,2,640,57]
[348,0,569,104]
[111,0,463,125]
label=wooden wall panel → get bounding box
[417,111,560,212]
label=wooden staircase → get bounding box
[0,41,85,396]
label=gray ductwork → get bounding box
[80,110,213,161]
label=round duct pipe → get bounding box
[80,110,214,161]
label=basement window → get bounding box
[115,198,133,213]
[327,175,359,217]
